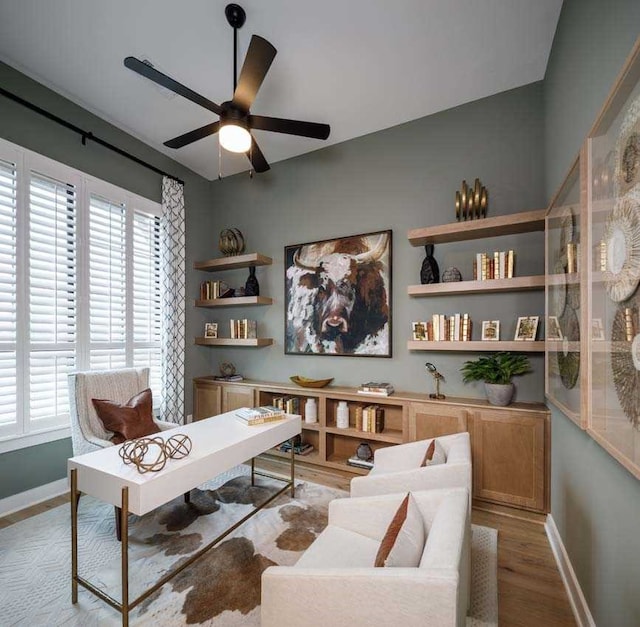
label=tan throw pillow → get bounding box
[421,438,447,466]
[374,493,426,567]
[92,388,159,444]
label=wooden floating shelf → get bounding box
[408,275,545,296]
[407,340,545,352]
[195,296,273,307]
[408,209,546,246]
[194,337,273,347]
[194,252,272,272]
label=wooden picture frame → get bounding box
[284,230,392,357]
[204,322,218,338]
[514,316,539,341]
[412,321,427,341]
[481,320,500,341]
[585,35,640,479]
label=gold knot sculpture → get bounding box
[118,434,193,473]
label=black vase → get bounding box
[245,266,260,296]
[420,244,440,284]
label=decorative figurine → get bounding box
[356,442,373,461]
[420,244,440,284]
[425,362,445,399]
[244,265,260,296]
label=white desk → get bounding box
[68,411,301,626]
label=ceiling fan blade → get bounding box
[247,136,270,173]
[231,36,277,112]
[164,121,220,149]
[249,115,330,140]
[124,56,223,116]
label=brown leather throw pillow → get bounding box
[420,439,436,466]
[92,388,159,444]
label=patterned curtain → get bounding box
[160,177,186,423]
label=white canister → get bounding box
[304,397,317,423]
[336,401,349,429]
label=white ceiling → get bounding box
[0,0,563,180]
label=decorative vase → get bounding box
[356,442,373,461]
[336,401,349,429]
[245,266,260,296]
[442,267,462,282]
[304,398,318,424]
[420,244,440,284]
[485,382,514,406]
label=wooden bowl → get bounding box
[290,376,334,388]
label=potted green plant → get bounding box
[460,352,532,406]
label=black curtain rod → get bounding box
[0,87,185,186]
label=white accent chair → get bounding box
[350,432,472,503]
[68,367,175,456]
[261,487,471,627]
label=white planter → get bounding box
[484,382,514,406]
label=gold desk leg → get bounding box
[251,457,255,486]
[71,468,78,604]
[290,438,295,498]
[121,486,129,627]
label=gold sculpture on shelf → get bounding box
[456,178,488,221]
[119,434,193,473]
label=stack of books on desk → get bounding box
[357,382,394,396]
[278,441,315,456]
[235,406,285,426]
[347,455,374,470]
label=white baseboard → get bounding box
[0,478,68,517]
[545,514,596,627]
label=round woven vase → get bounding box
[485,382,514,406]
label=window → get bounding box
[0,139,163,449]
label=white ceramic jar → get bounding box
[304,397,317,423]
[336,401,349,429]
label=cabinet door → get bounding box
[193,382,221,420]
[471,409,548,512]
[222,385,255,413]
[408,402,468,441]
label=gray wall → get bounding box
[543,0,640,624]
[204,82,546,400]
[0,61,214,499]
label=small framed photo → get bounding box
[514,316,539,341]
[204,322,218,338]
[412,321,427,341]
[547,316,563,340]
[592,318,605,340]
[481,320,500,341]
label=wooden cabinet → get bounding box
[192,377,550,512]
[193,252,274,347]
[471,408,549,512]
[407,209,546,351]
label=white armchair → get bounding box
[68,367,175,456]
[350,432,472,502]
[261,487,471,627]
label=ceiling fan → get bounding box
[124,3,330,174]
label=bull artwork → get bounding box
[285,230,392,356]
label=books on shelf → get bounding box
[213,374,244,382]
[230,319,258,339]
[271,396,302,415]
[354,405,385,433]
[347,455,374,470]
[278,441,315,456]
[472,250,515,281]
[358,382,394,396]
[235,405,285,425]
[199,280,233,300]
[413,314,472,341]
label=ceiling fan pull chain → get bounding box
[218,139,223,180]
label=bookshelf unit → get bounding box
[194,252,273,346]
[193,377,550,512]
[407,209,546,351]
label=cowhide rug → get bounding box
[0,465,497,626]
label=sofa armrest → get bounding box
[262,566,460,627]
[350,463,471,499]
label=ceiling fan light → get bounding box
[219,123,252,153]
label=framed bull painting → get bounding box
[285,230,392,357]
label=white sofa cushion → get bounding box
[295,525,379,569]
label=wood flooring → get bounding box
[0,459,577,627]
